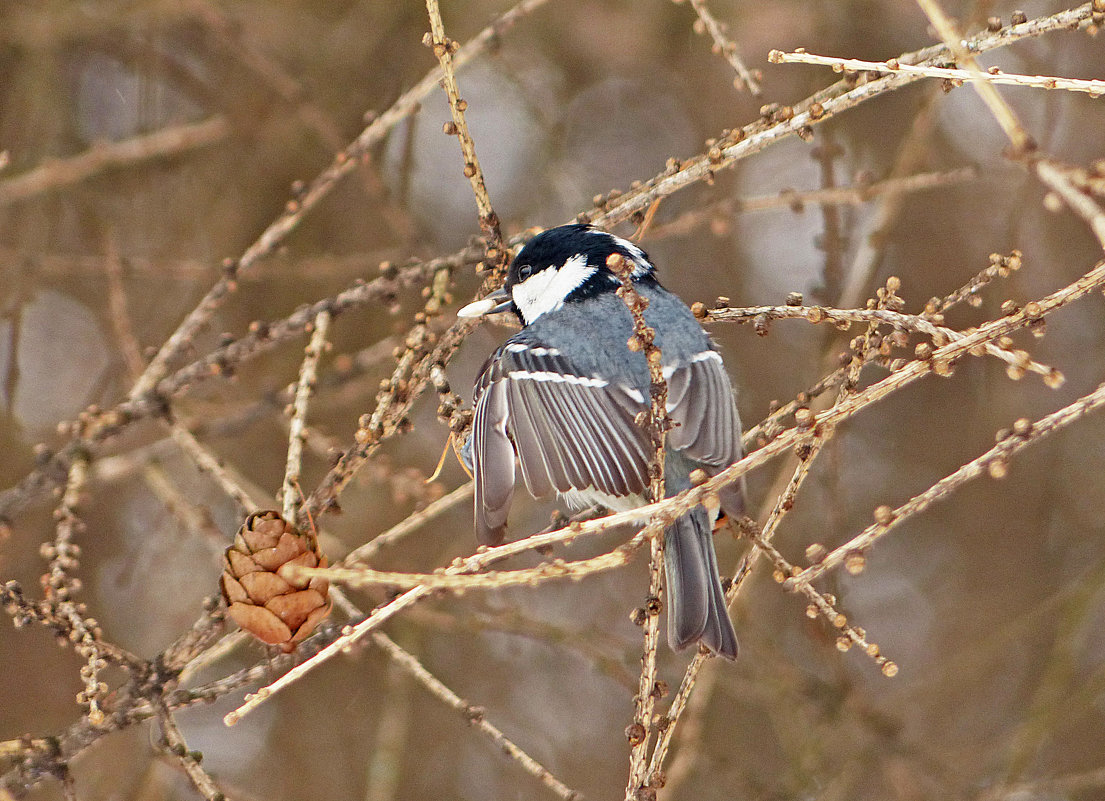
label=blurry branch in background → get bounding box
[645,166,977,238]
[0,117,229,207]
[185,0,417,239]
[366,631,582,801]
[981,766,1105,801]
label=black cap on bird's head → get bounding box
[457,224,656,325]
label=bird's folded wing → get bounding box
[472,341,652,543]
[471,341,743,543]
[664,349,742,468]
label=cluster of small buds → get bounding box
[758,103,794,124]
[591,187,624,211]
[421,31,459,58]
[77,660,109,724]
[61,405,130,440]
[791,579,896,675]
[432,362,471,437]
[872,276,905,311]
[2,580,35,627]
[925,251,1023,320]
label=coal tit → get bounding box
[458,224,742,659]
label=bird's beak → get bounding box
[457,287,514,318]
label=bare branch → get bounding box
[683,0,762,96]
[424,0,504,252]
[790,379,1105,588]
[283,311,331,524]
[0,117,229,207]
[773,49,1105,96]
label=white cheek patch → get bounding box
[511,253,595,323]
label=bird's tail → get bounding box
[663,507,739,659]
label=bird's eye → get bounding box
[517,264,535,280]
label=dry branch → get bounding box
[424,0,504,250]
[683,0,762,95]
[283,311,331,524]
[0,117,229,207]
[773,50,1105,96]
[790,379,1105,588]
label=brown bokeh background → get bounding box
[2,1,1105,799]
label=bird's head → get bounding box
[457,224,656,325]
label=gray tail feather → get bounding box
[663,508,739,659]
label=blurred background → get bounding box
[2,1,1105,799]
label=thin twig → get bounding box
[300,540,642,591]
[168,424,257,516]
[153,696,227,801]
[1036,159,1105,250]
[705,303,1059,384]
[609,250,672,799]
[424,0,504,252]
[369,632,584,801]
[926,250,1024,315]
[773,49,1105,96]
[684,0,762,95]
[790,379,1105,588]
[913,0,1033,152]
[342,481,473,565]
[46,453,112,724]
[283,310,331,524]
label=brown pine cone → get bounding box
[220,510,332,652]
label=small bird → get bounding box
[457,224,743,658]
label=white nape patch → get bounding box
[511,253,594,323]
[620,386,645,404]
[596,230,653,277]
[507,370,608,388]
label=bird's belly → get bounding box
[559,488,644,513]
